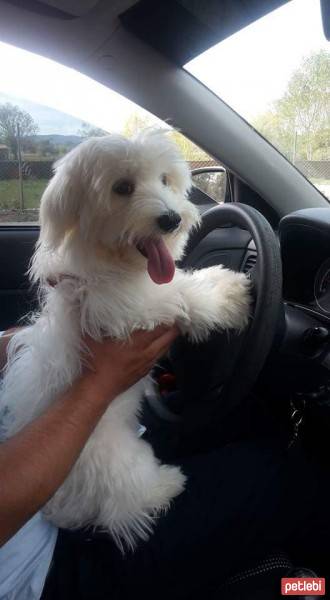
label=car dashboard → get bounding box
[280,208,330,323]
[272,208,330,407]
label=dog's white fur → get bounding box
[0,130,251,551]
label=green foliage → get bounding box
[0,179,48,210]
[253,50,330,161]
[37,139,58,157]
[170,131,210,161]
[57,143,72,156]
[0,103,39,159]
[122,111,210,161]
[78,122,108,138]
[122,112,158,137]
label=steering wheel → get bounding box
[170,203,283,448]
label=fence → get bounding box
[0,160,53,222]
[0,158,329,223]
[295,160,330,181]
[0,158,224,222]
[0,160,54,180]
[188,159,219,169]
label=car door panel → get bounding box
[0,226,39,330]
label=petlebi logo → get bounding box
[281,577,325,596]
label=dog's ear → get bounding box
[39,152,84,249]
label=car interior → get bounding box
[0,0,329,598]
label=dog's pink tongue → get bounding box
[142,238,175,284]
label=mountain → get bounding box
[0,92,84,135]
[30,134,83,145]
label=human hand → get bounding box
[81,325,179,401]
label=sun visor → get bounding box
[120,0,289,65]
[1,0,101,18]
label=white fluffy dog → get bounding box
[0,130,251,550]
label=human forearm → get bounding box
[0,376,112,546]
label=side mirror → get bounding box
[191,167,227,204]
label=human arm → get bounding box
[0,325,178,546]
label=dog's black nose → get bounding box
[157,211,182,233]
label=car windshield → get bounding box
[185,0,330,200]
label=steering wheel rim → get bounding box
[171,203,283,443]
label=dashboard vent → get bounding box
[243,253,257,273]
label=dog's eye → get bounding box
[161,174,168,186]
[112,179,135,196]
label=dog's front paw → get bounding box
[178,266,252,343]
[215,269,252,332]
[192,267,252,341]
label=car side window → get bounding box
[0,44,221,225]
[0,110,109,224]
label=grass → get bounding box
[0,179,48,210]
[0,176,329,213]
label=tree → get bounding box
[253,50,330,161]
[123,111,210,163]
[78,122,108,138]
[0,103,38,159]
[170,130,210,162]
[253,109,294,159]
[38,139,58,158]
[122,112,158,137]
[277,49,329,160]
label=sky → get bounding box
[0,43,137,133]
[0,0,328,133]
[186,0,329,120]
